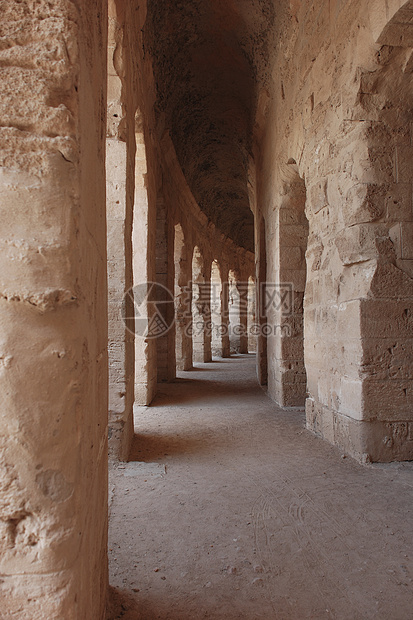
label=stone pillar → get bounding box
[221,267,231,358]
[133,116,157,405]
[0,1,108,617]
[228,271,241,354]
[267,163,308,407]
[192,247,212,363]
[107,0,144,458]
[304,47,413,460]
[256,217,268,385]
[203,266,213,363]
[156,197,175,382]
[175,225,192,371]
[106,137,134,459]
[211,260,222,357]
[237,280,249,354]
[247,277,257,353]
[106,7,136,458]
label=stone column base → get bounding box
[306,397,413,462]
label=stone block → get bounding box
[308,179,328,214]
[369,261,413,298]
[337,377,364,420]
[279,268,307,291]
[337,300,362,339]
[361,299,413,338]
[280,246,304,270]
[335,223,387,266]
[280,336,305,361]
[344,183,385,226]
[385,183,412,222]
[389,222,402,258]
[279,381,307,407]
[281,315,304,338]
[279,208,302,225]
[401,221,413,259]
[279,224,309,248]
[395,145,413,183]
[363,377,413,421]
[362,337,413,381]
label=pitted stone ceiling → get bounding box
[145,0,275,253]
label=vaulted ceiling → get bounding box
[145,0,276,253]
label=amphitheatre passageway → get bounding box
[108,355,413,620]
[3,1,413,616]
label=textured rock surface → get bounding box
[0,1,108,618]
[3,0,413,616]
[255,0,413,460]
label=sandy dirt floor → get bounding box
[107,355,413,619]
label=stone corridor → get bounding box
[108,356,413,620]
[2,2,413,616]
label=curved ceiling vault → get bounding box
[145,0,276,253]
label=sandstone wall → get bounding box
[258,0,413,460]
[0,1,108,617]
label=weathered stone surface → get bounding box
[4,0,413,616]
[0,0,108,617]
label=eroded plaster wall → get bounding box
[0,1,108,617]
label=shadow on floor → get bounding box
[107,583,319,620]
[107,586,221,620]
[107,587,166,620]
[151,381,242,407]
[128,431,214,462]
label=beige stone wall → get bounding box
[0,1,108,617]
[257,0,413,460]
